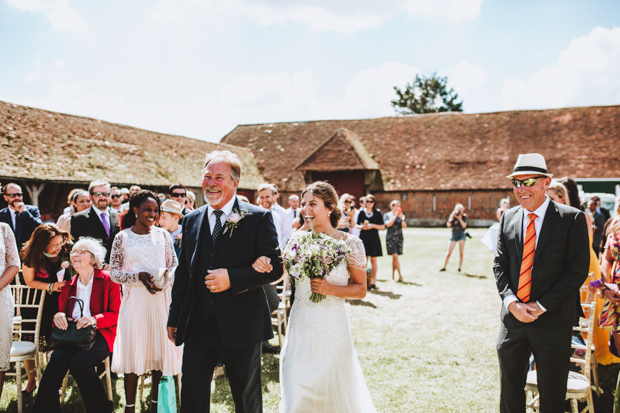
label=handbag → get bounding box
[157,376,178,413]
[50,296,97,351]
[150,268,170,290]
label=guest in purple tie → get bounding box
[71,180,120,268]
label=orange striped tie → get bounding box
[517,213,537,302]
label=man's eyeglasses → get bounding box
[171,193,186,198]
[5,193,23,199]
[91,192,110,197]
[511,176,546,188]
[111,194,122,199]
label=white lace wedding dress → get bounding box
[280,232,377,413]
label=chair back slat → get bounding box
[571,288,596,378]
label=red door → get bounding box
[312,171,365,200]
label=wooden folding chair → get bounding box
[7,285,45,413]
[60,356,113,401]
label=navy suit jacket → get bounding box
[494,201,590,329]
[0,205,42,251]
[168,198,283,349]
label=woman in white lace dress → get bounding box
[0,223,20,398]
[254,182,376,413]
[110,190,181,413]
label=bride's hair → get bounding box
[301,181,342,229]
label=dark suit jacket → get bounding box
[70,207,119,264]
[168,198,283,349]
[0,205,42,251]
[494,201,590,329]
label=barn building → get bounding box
[221,105,620,226]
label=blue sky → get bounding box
[1,0,619,142]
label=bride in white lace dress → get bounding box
[255,182,376,413]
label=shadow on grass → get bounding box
[398,281,422,287]
[463,272,488,279]
[348,300,377,308]
[593,362,620,413]
[368,290,402,299]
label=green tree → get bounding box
[391,72,463,114]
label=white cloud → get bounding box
[184,0,485,33]
[54,58,66,67]
[441,60,488,95]
[150,0,187,23]
[7,0,87,33]
[502,26,620,110]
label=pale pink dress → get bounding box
[110,227,182,376]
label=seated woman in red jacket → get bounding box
[34,237,121,413]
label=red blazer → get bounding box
[58,269,121,352]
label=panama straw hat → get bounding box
[161,199,184,218]
[506,153,553,179]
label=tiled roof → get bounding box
[0,101,264,189]
[296,128,379,171]
[221,106,620,192]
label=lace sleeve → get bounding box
[163,229,179,285]
[109,231,141,285]
[1,224,20,268]
[346,235,367,271]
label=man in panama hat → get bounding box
[495,153,590,413]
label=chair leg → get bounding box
[16,361,23,413]
[139,374,145,402]
[591,353,601,397]
[61,374,69,402]
[105,358,113,401]
[570,398,578,413]
[587,389,595,413]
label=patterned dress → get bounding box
[0,223,20,371]
[598,225,620,330]
[384,212,404,255]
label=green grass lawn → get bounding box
[2,228,618,412]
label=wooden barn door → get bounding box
[312,171,365,199]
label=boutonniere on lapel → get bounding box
[223,209,251,238]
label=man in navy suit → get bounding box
[167,150,283,413]
[0,183,42,251]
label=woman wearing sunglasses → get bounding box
[356,194,384,290]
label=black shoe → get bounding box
[22,385,36,396]
[369,284,376,290]
[262,342,280,354]
[439,268,446,272]
[458,268,461,272]
[465,232,472,239]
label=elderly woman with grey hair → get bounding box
[33,237,121,413]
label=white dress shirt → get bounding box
[72,275,94,320]
[504,196,551,311]
[9,207,18,230]
[274,203,292,244]
[207,196,237,235]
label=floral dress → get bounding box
[384,212,404,255]
[599,227,620,330]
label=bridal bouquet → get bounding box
[282,231,351,303]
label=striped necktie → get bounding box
[517,213,537,302]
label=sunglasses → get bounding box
[366,200,375,204]
[511,176,546,188]
[111,194,122,199]
[171,193,186,198]
[344,200,351,204]
[6,193,23,198]
[91,192,110,197]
